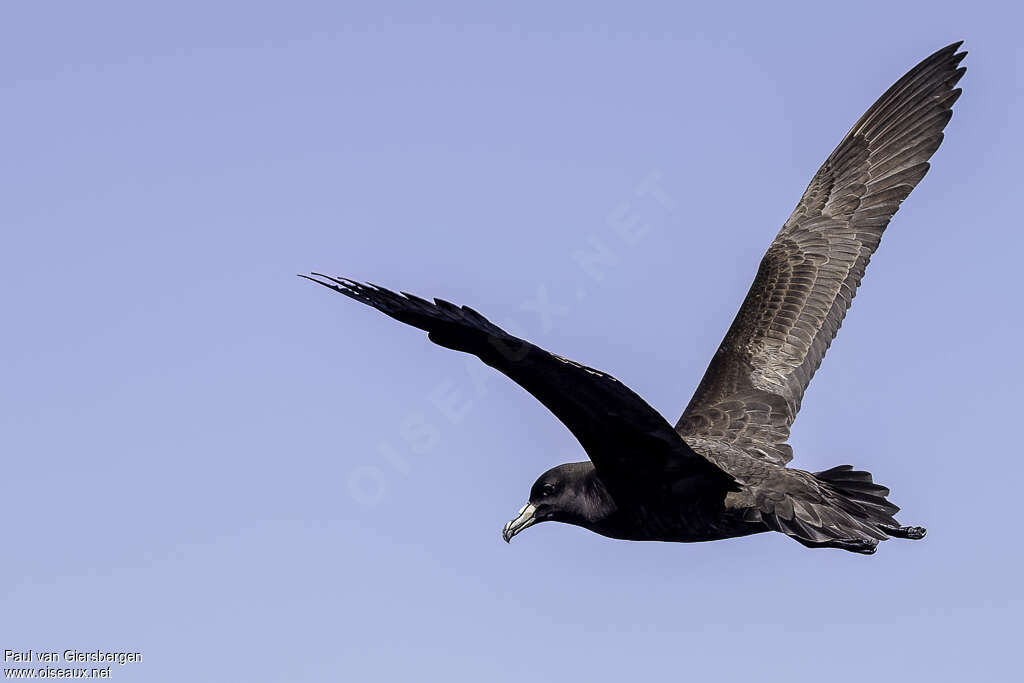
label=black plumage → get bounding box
[303,42,964,554]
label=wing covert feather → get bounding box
[303,274,731,489]
[677,42,966,465]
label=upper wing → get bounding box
[304,274,732,490]
[677,42,966,465]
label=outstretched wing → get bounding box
[677,42,966,465]
[304,274,731,490]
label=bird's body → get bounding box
[578,472,762,544]
[304,42,964,554]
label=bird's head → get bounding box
[502,462,612,542]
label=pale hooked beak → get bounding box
[502,503,538,543]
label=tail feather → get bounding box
[759,465,926,554]
[813,465,925,548]
[816,465,899,514]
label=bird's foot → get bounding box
[836,539,878,554]
[882,524,927,540]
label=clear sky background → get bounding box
[2,2,1021,681]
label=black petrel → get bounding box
[303,42,965,554]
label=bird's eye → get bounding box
[541,483,556,497]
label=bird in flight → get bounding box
[303,42,965,554]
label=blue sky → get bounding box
[2,2,1021,681]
